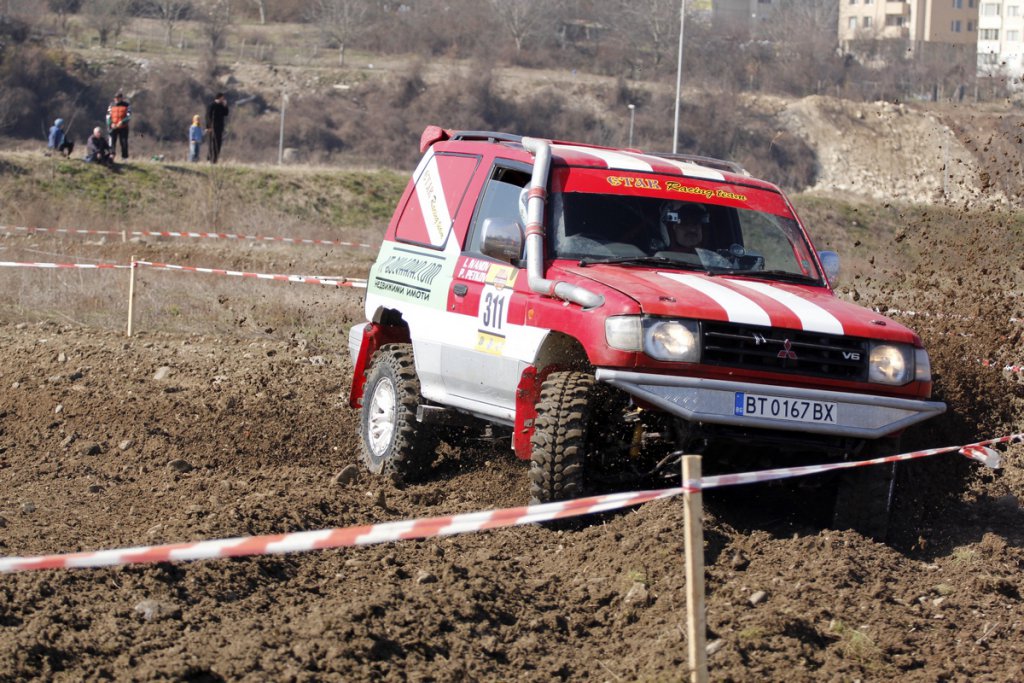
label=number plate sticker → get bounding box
[734,393,837,424]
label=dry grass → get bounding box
[0,156,386,345]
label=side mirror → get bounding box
[480,218,524,264]
[818,250,840,286]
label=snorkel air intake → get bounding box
[521,137,604,310]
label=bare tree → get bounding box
[310,0,370,65]
[82,0,132,47]
[194,0,232,70]
[47,0,81,43]
[250,0,265,25]
[486,0,551,53]
[750,0,843,95]
[619,0,679,70]
[148,0,190,46]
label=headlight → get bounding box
[868,343,915,385]
[643,319,700,362]
[605,316,642,351]
[914,348,932,382]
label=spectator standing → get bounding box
[47,118,74,158]
[205,92,229,163]
[85,127,115,166]
[106,91,132,160]
[188,115,204,162]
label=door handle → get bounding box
[453,284,468,296]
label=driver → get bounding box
[661,201,709,252]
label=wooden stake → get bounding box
[683,455,708,683]
[126,256,136,338]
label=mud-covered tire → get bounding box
[529,371,595,504]
[359,344,439,483]
[832,437,900,541]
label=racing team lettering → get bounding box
[606,176,662,189]
[603,176,748,203]
[665,181,748,203]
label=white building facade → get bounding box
[977,1,1024,83]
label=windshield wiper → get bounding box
[577,256,707,270]
[711,268,820,284]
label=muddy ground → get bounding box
[1,214,1023,682]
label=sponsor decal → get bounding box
[369,244,454,308]
[456,258,519,288]
[664,181,748,203]
[475,331,506,355]
[414,151,454,247]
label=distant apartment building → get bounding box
[839,0,979,49]
[977,1,1024,80]
[713,0,778,37]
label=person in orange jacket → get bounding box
[106,91,132,160]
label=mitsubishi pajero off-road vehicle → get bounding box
[348,126,946,537]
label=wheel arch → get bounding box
[513,332,594,459]
[348,306,412,408]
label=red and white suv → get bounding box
[348,127,945,537]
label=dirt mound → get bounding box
[779,96,1008,207]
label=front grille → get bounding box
[702,322,868,381]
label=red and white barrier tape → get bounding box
[134,260,367,288]
[1,434,1018,574]
[981,359,1024,374]
[1,225,374,249]
[0,260,129,270]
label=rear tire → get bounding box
[359,344,440,483]
[529,371,594,504]
[832,437,900,541]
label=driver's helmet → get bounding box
[660,201,709,229]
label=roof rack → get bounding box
[451,131,524,145]
[651,151,748,175]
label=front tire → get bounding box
[529,371,594,504]
[359,344,439,483]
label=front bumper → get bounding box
[595,369,947,440]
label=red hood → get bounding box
[558,264,921,345]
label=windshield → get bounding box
[546,170,822,282]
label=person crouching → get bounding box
[85,127,115,166]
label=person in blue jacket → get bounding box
[47,119,74,158]
[188,115,204,162]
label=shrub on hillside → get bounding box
[0,46,103,141]
[132,66,207,144]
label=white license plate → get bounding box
[734,393,837,424]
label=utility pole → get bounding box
[627,103,636,147]
[278,91,288,165]
[673,0,686,154]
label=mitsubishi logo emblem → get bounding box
[777,339,798,361]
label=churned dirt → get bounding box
[2,99,1024,679]
[0,314,1021,682]
[0,225,1022,682]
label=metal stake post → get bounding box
[683,454,708,683]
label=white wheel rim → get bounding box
[367,377,397,457]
